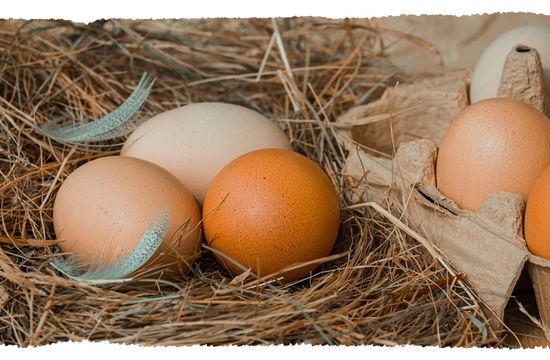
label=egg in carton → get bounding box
[337,44,550,339]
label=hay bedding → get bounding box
[0,18,498,346]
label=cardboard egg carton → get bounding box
[338,45,550,338]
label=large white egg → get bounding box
[121,102,292,204]
[470,25,550,104]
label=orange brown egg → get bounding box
[202,148,341,282]
[525,165,550,260]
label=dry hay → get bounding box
[0,18,500,346]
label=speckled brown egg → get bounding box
[121,102,292,204]
[436,97,550,212]
[202,149,340,283]
[53,156,202,278]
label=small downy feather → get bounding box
[51,208,169,282]
[38,73,155,143]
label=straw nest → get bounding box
[0,18,501,346]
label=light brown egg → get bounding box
[121,102,292,204]
[436,98,550,212]
[202,148,340,283]
[525,165,550,260]
[53,156,202,278]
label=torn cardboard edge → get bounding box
[338,44,550,336]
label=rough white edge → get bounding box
[1,341,547,358]
[2,1,550,356]
[1,1,549,22]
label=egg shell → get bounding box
[436,98,550,212]
[121,102,292,204]
[53,156,202,277]
[525,166,550,259]
[470,25,550,104]
[202,148,340,283]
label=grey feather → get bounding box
[51,208,169,282]
[38,73,155,143]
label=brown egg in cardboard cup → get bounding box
[436,97,550,212]
[525,166,550,260]
[336,42,550,337]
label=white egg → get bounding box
[121,102,292,204]
[470,25,550,104]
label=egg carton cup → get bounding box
[337,44,550,337]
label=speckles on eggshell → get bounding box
[52,156,202,279]
[51,208,170,281]
[202,148,341,283]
